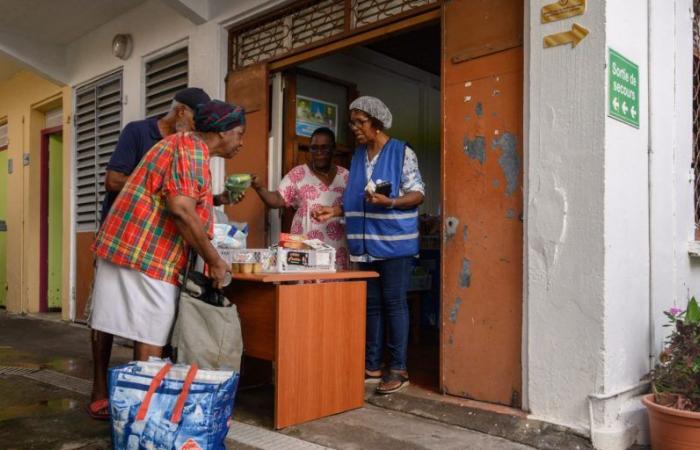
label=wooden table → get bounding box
[223,270,378,429]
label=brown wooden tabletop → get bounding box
[230,270,378,283]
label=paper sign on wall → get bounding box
[295,95,338,138]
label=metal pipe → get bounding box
[647,0,656,372]
[588,380,650,401]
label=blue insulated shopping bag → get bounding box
[108,360,239,450]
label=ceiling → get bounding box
[0,0,147,46]
[366,23,441,76]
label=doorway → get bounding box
[279,22,443,392]
[226,0,524,408]
[40,127,63,312]
[0,125,6,308]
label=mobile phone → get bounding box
[375,181,392,197]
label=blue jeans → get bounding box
[360,256,413,372]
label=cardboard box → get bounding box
[276,241,336,273]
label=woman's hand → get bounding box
[213,191,246,206]
[365,192,393,208]
[209,258,232,290]
[251,174,264,191]
[312,205,342,222]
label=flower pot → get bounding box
[642,394,700,449]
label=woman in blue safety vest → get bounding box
[314,96,425,394]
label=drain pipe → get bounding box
[646,0,656,372]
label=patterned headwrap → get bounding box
[349,96,392,129]
[195,100,246,132]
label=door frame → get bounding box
[229,0,530,408]
[40,125,63,313]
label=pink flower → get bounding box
[281,185,296,205]
[290,221,303,234]
[335,247,349,270]
[299,184,320,201]
[332,186,345,194]
[326,220,345,241]
[307,230,324,241]
[669,307,683,316]
[288,166,305,183]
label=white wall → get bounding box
[525,0,607,435]
[604,0,650,393]
[64,0,290,193]
[300,47,441,215]
[527,0,697,447]
[649,0,699,369]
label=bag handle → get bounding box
[170,363,198,424]
[136,363,173,421]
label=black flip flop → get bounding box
[376,371,409,394]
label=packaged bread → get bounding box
[279,233,310,249]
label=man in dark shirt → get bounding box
[100,87,212,222]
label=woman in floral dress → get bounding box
[251,127,349,270]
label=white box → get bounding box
[276,244,336,273]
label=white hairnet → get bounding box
[349,96,392,130]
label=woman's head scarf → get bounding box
[195,100,246,132]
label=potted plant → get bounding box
[643,297,700,449]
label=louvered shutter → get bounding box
[0,123,7,149]
[74,72,122,232]
[145,47,189,118]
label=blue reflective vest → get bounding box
[343,138,419,258]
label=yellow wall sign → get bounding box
[543,23,589,48]
[541,0,586,23]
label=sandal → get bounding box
[376,371,409,395]
[86,398,110,421]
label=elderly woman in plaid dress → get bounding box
[87,100,246,419]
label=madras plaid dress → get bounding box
[93,132,213,285]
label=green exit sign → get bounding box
[608,48,639,128]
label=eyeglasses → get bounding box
[348,118,371,129]
[309,144,333,153]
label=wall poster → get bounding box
[295,95,338,138]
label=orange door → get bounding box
[225,64,270,247]
[441,0,524,406]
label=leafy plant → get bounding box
[650,297,700,411]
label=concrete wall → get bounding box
[528,0,697,446]
[650,0,700,342]
[604,0,650,395]
[525,0,607,435]
[0,70,70,317]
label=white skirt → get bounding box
[89,258,179,347]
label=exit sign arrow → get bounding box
[543,23,590,49]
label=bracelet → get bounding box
[388,199,396,209]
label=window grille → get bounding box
[0,123,7,149]
[694,0,700,228]
[74,72,122,232]
[230,0,439,70]
[145,47,189,118]
[352,0,436,28]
